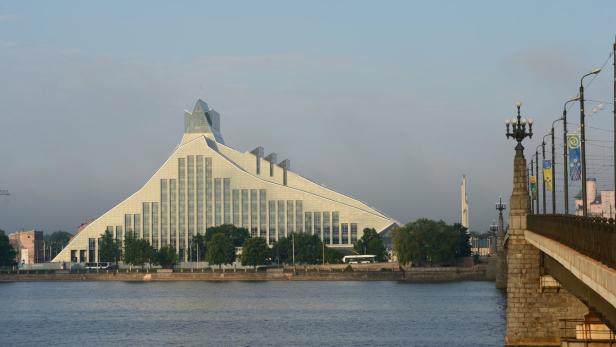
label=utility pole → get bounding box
[613,36,616,208]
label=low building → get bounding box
[575,179,615,218]
[8,230,45,264]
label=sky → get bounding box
[0,1,615,234]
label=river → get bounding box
[0,281,505,346]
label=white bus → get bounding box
[342,255,376,264]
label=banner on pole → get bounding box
[530,175,537,199]
[567,134,581,181]
[543,159,553,192]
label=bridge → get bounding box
[499,135,616,346]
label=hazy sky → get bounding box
[1,1,615,234]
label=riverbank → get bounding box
[0,264,489,282]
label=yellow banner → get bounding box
[543,160,553,192]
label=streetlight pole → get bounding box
[527,165,532,213]
[562,97,579,214]
[550,120,558,214]
[530,159,535,214]
[580,68,602,216]
[541,134,550,214]
[535,146,540,215]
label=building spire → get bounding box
[461,175,469,230]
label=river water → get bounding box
[0,281,505,346]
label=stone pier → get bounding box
[505,145,586,346]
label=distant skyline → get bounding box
[0,1,615,233]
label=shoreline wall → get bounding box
[0,265,488,282]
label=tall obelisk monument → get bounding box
[461,175,469,229]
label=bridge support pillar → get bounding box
[505,145,586,346]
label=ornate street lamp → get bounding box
[506,102,533,213]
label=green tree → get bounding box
[271,233,324,265]
[454,223,471,257]
[353,228,387,261]
[154,245,178,269]
[98,230,122,268]
[324,246,343,264]
[205,224,249,247]
[124,235,154,268]
[393,219,467,266]
[44,230,72,259]
[241,237,270,268]
[191,232,207,261]
[206,233,235,268]
[0,230,16,267]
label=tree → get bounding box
[155,245,178,269]
[0,230,16,267]
[98,230,122,268]
[454,223,471,257]
[206,233,235,268]
[353,228,387,262]
[205,224,249,247]
[124,235,154,268]
[271,233,323,265]
[324,246,343,264]
[44,231,72,259]
[393,219,468,266]
[241,237,270,268]
[191,233,207,261]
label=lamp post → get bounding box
[506,102,534,212]
[580,68,602,216]
[550,119,559,214]
[562,97,580,214]
[527,165,532,213]
[495,196,507,251]
[535,146,541,215]
[530,159,535,214]
[541,134,550,214]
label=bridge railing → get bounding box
[527,214,616,269]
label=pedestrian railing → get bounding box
[527,214,616,269]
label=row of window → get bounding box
[106,155,361,253]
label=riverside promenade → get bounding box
[0,263,490,282]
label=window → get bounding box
[314,213,321,240]
[323,212,330,244]
[250,189,258,237]
[214,178,222,226]
[196,156,204,234]
[224,178,231,224]
[242,189,249,229]
[143,203,150,241]
[160,179,168,246]
[152,202,159,249]
[232,189,240,226]
[277,200,285,239]
[79,250,86,263]
[332,212,340,244]
[70,250,77,263]
[286,200,294,235]
[187,155,195,240]
[115,226,123,245]
[205,157,212,229]
[268,200,276,243]
[304,212,312,235]
[169,179,177,248]
[88,238,96,263]
[259,190,267,238]
[124,214,133,239]
[295,201,303,233]
[351,223,358,243]
[133,214,141,239]
[178,158,186,248]
[341,223,349,244]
